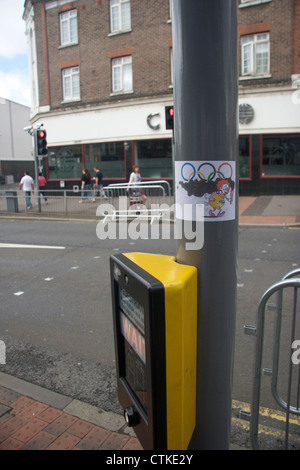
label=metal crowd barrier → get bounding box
[104,180,172,208]
[244,269,300,450]
[0,183,174,217]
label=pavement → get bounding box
[0,372,142,451]
[239,195,300,226]
[0,193,299,451]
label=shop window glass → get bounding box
[135,139,172,178]
[262,135,300,177]
[84,142,125,178]
[48,145,82,179]
[239,136,251,178]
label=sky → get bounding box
[0,0,30,107]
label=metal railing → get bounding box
[104,180,172,206]
[0,183,174,218]
[244,269,300,450]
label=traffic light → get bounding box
[165,106,174,130]
[36,129,47,156]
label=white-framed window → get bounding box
[169,0,172,21]
[170,48,174,85]
[62,66,80,101]
[110,0,131,33]
[60,9,78,46]
[241,33,270,76]
[112,56,133,93]
[239,0,272,6]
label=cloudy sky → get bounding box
[0,0,30,106]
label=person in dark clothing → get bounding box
[92,166,105,201]
[78,168,92,203]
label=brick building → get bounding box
[23,0,300,194]
[238,0,300,194]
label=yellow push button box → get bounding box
[110,252,197,450]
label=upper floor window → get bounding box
[169,0,172,21]
[240,0,272,6]
[170,47,174,86]
[241,33,270,77]
[60,9,78,46]
[112,56,132,93]
[110,0,131,34]
[62,66,80,101]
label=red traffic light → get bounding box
[165,106,174,129]
[36,129,47,156]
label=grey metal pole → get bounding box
[33,130,41,212]
[172,0,238,449]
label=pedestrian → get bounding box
[38,172,48,204]
[92,166,105,202]
[127,165,145,208]
[19,171,34,209]
[127,165,142,194]
[78,168,92,203]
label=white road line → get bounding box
[14,291,24,296]
[0,243,65,250]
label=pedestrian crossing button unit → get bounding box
[110,252,197,450]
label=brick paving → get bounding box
[239,196,300,226]
[0,386,143,450]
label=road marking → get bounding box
[0,243,65,250]
[13,291,24,296]
[44,277,54,281]
[233,399,300,426]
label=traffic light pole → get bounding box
[33,130,41,213]
[172,0,238,449]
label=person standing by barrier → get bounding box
[92,166,105,202]
[19,171,34,209]
[127,165,142,195]
[38,172,48,204]
[78,168,92,203]
[127,165,144,209]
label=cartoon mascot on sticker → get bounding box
[208,179,233,217]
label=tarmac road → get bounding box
[0,218,177,413]
[0,218,299,418]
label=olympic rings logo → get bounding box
[181,162,233,182]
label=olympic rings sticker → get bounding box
[176,160,236,222]
[181,162,196,182]
[181,162,233,182]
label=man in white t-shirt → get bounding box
[19,172,34,209]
